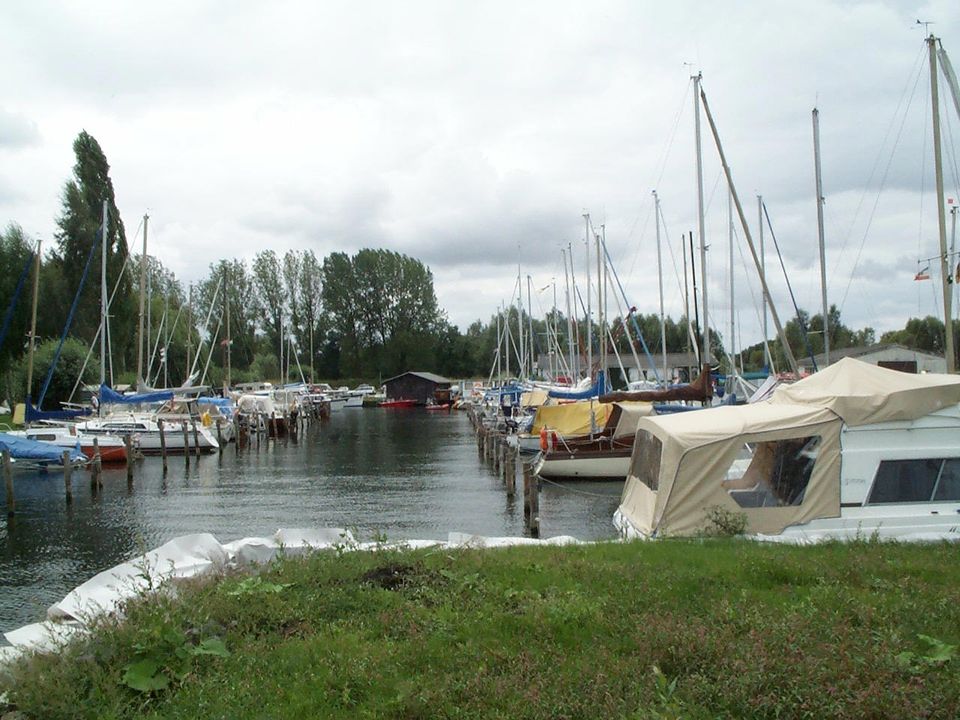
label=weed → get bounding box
[702,505,747,536]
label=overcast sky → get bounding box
[2,1,960,353]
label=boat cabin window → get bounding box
[725,435,820,508]
[29,433,58,441]
[632,431,662,491]
[867,458,960,504]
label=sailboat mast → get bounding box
[653,192,667,384]
[186,283,193,382]
[728,186,735,373]
[758,195,772,369]
[562,248,575,379]
[682,233,690,366]
[136,214,148,387]
[516,262,524,378]
[100,200,108,395]
[813,108,830,367]
[25,241,40,401]
[583,214,592,378]
[596,230,603,388]
[225,265,232,389]
[527,274,534,378]
[693,73,710,366]
[928,34,955,373]
[699,86,800,375]
[495,308,502,381]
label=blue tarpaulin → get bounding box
[548,371,608,400]
[0,433,85,464]
[24,397,89,424]
[100,384,173,405]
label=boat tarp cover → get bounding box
[531,400,613,437]
[0,433,84,464]
[619,402,841,537]
[548,371,606,400]
[520,389,549,407]
[100,384,174,405]
[24,398,88,423]
[608,402,655,438]
[770,357,960,425]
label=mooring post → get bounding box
[522,461,531,520]
[62,450,72,502]
[92,437,102,485]
[506,446,517,498]
[530,476,541,538]
[182,422,191,469]
[500,441,508,482]
[4,449,14,515]
[192,420,201,459]
[233,416,240,455]
[158,419,168,474]
[124,435,133,484]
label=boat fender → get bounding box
[201,411,212,427]
[540,426,548,451]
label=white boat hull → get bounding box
[534,452,630,480]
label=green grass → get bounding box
[2,539,958,719]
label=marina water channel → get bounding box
[1,409,621,634]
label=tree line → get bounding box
[0,131,954,409]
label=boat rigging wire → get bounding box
[837,46,926,315]
[536,474,621,498]
[762,201,819,372]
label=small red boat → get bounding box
[425,403,451,411]
[380,398,417,408]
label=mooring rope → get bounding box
[537,475,621,498]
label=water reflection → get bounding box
[1,410,621,631]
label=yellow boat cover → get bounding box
[531,400,612,437]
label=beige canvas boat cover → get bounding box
[620,402,841,537]
[609,402,655,438]
[531,400,613,437]
[520,389,550,408]
[770,357,960,425]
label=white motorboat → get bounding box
[344,384,375,408]
[615,359,960,542]
[7,425,129,463]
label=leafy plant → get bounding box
[702,505,747,537]
[223,575,294,597]
[897,634,957,671]
[122,620,229,694]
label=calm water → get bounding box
[0,409,621,633]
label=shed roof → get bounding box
[383,371,451,385]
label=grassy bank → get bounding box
[2,539,958,719]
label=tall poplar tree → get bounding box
[52,131,135,370]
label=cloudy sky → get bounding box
[2,0,960,353]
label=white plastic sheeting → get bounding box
[1,527,587,664]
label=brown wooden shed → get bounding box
[382,371,452,406]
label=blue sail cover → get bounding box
[100,384,173,405]
[0,433,84,464]
[24,397,89,423]
[548,371,608,400]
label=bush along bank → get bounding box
[1,538,959,719]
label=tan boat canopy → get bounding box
[619,358,960,537]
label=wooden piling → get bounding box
[530,473,541,538]
[216,420,223,455]
[92,437,102,485]
[158,419,168,474]
[233,416,240,455]
[182,422,191,469]
[4,450,14,515]
[62,450,72,502]
[192,420,201,459]
[506,446,517,498]
[124,435,134,484]
[522,462,531,519]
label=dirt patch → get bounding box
[361,563,420,591]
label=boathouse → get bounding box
[798,343,946,374]
[383,371,452,405]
